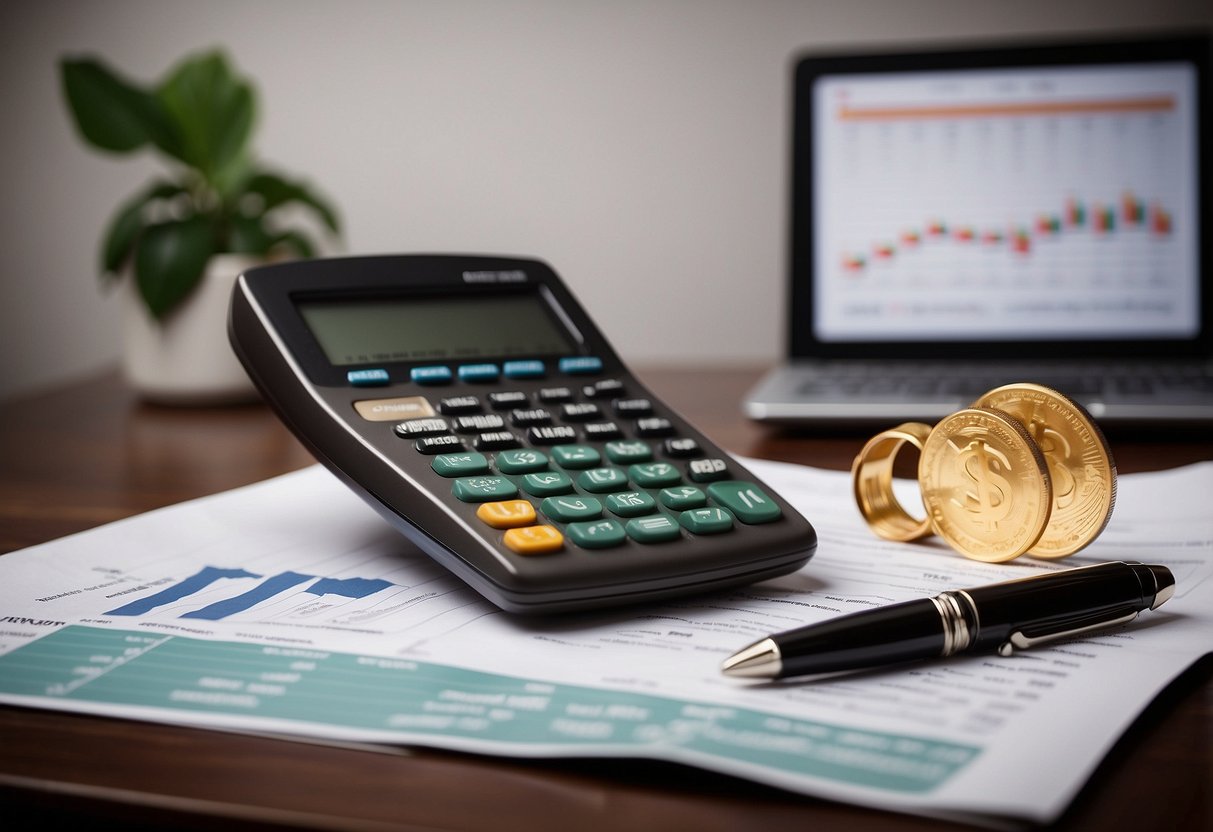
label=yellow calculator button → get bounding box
[503,525,564,555]
[476,500,537,529]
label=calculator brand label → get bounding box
[462,270,528,283]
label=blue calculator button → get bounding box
[347,369,390,387]
[559,356,602,375]
[458,363,500,382]
[503,360,546,379]
[411,366,453,385]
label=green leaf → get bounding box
[272,229,318,259]
[156,50,255,184]
[246,171,341,233]
[133,217,216,318]
[100,180,189,275]
[227,214,274,254]
[60,57,179,154]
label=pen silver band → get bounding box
[931,591,976,656]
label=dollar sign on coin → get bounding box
[972,383,1116,558]
[919,408,1052,562]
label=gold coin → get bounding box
[972,383,1116,558]
[919,408,1053,562]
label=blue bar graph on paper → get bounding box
[306,577,394,599]
[180,571,316,620]
[106,566,261,616]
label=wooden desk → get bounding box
[1,368,1209,830]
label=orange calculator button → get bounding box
[476,500,537,529]
[503,525,564,555]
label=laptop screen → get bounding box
[790,33,1211,360]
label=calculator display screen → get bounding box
[295,292,577,366]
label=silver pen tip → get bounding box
[720,637,782,678]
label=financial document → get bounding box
[0,458,1210,826]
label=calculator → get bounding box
[229,254,816,613]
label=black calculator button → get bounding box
[455,414,506,433]
[415,435,465,454]
[560,402,602,421]
[538,386,574,403]
[527,425,578,445]
[488,391,528,409]
[439,395,482,415]
[664,437,700,458]
[688,458,729,482]
[510,408,553,427]
[635,417,675,437]
[392,417,451,438]
[582,421,623,441]
[582,379,624,399]
[612,398,653,417]
[474,431,520,451]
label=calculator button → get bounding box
[559,356,603,375]
[392,417,450,439]
[476,500,537,529]
[411,366,453,385]
[452,475,518,502]
[582,421,623,441]
[635,417,675,437]
[664,437,701,458]
[527,425,578,445]
[577,467,629,493]
[457,363,500,383]
[503,525,564,555]
[510,408,553,427]
[688,458,729,482]
[560,402,601,421]
[566,519,627,549]
[432,451,491,477]
[582,378,624,399]
[439,395,482,415]
[538,386,574,403]
[474,431,520,451]
[354,396,436,422]
[415,435,465,454]
[521,471,574,497]
[625,515,682,543]
[551,444,601,469]
[628,462,681,488]
[706,481,782,524]
[659,485,707,510]
[454,414,506,433]
[612,398,653,417]
[678,506,734,535]
[605,440,652,464]
[495,449,549,474]
[503,360,546,380]
[347,368,389,387]
[488,391,529,409]
[541,495,603,522]
[605,490,657,517]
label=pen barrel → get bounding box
[959,561,1164,652]
[774,598,945,677]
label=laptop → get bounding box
[744,31,1213,429]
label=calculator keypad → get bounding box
[399,369,782,558]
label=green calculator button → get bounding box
[496,448,549,473]
[432,451,491,477]
[605,490,657,517]
[628,462,681,488]
[551,444,601,469]
[706,481,782,524]
[521,471,574,497]
[625,514,682,543]
[452,475,518,502]
[604,440,652,464]
[566,519,627,549]
[541,495,603,522]
[678,506,734,534]
[659,485,706,510]
[577,467,629,493]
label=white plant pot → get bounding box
[121,253,261,405]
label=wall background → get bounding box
[2,0,1210,400]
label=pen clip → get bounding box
[998,606,1140,657]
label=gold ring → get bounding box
[851,422,934,541]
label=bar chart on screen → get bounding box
[811,61,1200,341]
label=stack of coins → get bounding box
[851,383,1117,562]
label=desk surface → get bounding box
[1,367,1209,831]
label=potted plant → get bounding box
[60,48,341,403]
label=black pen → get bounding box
[721,561,1175,680]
